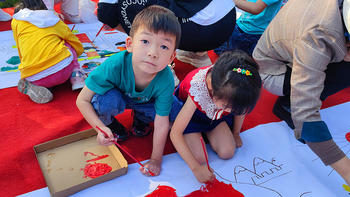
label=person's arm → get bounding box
[170,96,214,183]
[331,157,350,186]
[291,32,350,185]
[234,0,267,15]
[60,22,84,56]
[139,114,170,176]
[232,115,245,147]
[76,86,114,146]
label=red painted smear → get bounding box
[346,132,350,143]
[145,185,177,197]
[76,33,92,43]
[86,155,109,162]
[185,179,244,197]
[145,179,244,197]
[84,151,98,157]
[82,162,112,178]
[84,151,110,162]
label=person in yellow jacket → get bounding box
[12,0,84,104]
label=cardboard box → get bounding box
[34,129,128,197]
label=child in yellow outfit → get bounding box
[12,0,84,103]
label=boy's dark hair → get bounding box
[129,5,181,49]
[14,0,47,14]
[211,50,262,115]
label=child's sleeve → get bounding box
[59,22,84,56]
[11,21,22,60]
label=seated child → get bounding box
[76,5,181,176]
[12,0,84,104]
[215,0,283,56]
[170,50,262,183]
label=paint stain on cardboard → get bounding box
[82,151,112,178]
[82,163,112,178]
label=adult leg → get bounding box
[275,60,350,129]
[205,121,236,160]
[320,60,350,100]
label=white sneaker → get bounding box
[0,9,11,22]
[70,69,86,90]
[18,79,53,104]
[62,11,82,23]
[176,50,212,68]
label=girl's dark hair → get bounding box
[129,5,181,49]
[14,0,47,14]
[211,50,262,115]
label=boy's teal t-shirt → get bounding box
[85,50,175,116]
[237,0,282,35]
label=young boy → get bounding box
[76,5,181,176]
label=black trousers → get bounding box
[283,61,350,100]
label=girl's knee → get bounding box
[217,146,235,160]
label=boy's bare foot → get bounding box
[234,134,242,148]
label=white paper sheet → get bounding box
[20,102,350,197]
[0,30,21,89]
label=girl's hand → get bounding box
[139,159,161,176]
[192,165,215,183]
[234,133,243,148]
[96,126,115,146]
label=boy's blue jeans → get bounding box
[91,89,182,125]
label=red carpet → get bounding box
[1,7,350,197]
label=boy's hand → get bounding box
[96,126,115,146]
[234,133,243,148]
[192,165,215,183]
[139,159,161,176]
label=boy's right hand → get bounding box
[96,126,115,146]
[192,164,215,183]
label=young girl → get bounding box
[170,50,262,183]
[12,0,84,104]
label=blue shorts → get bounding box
[91,88,182,125]
[173,88,234,134]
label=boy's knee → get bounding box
[92,89,126,115]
